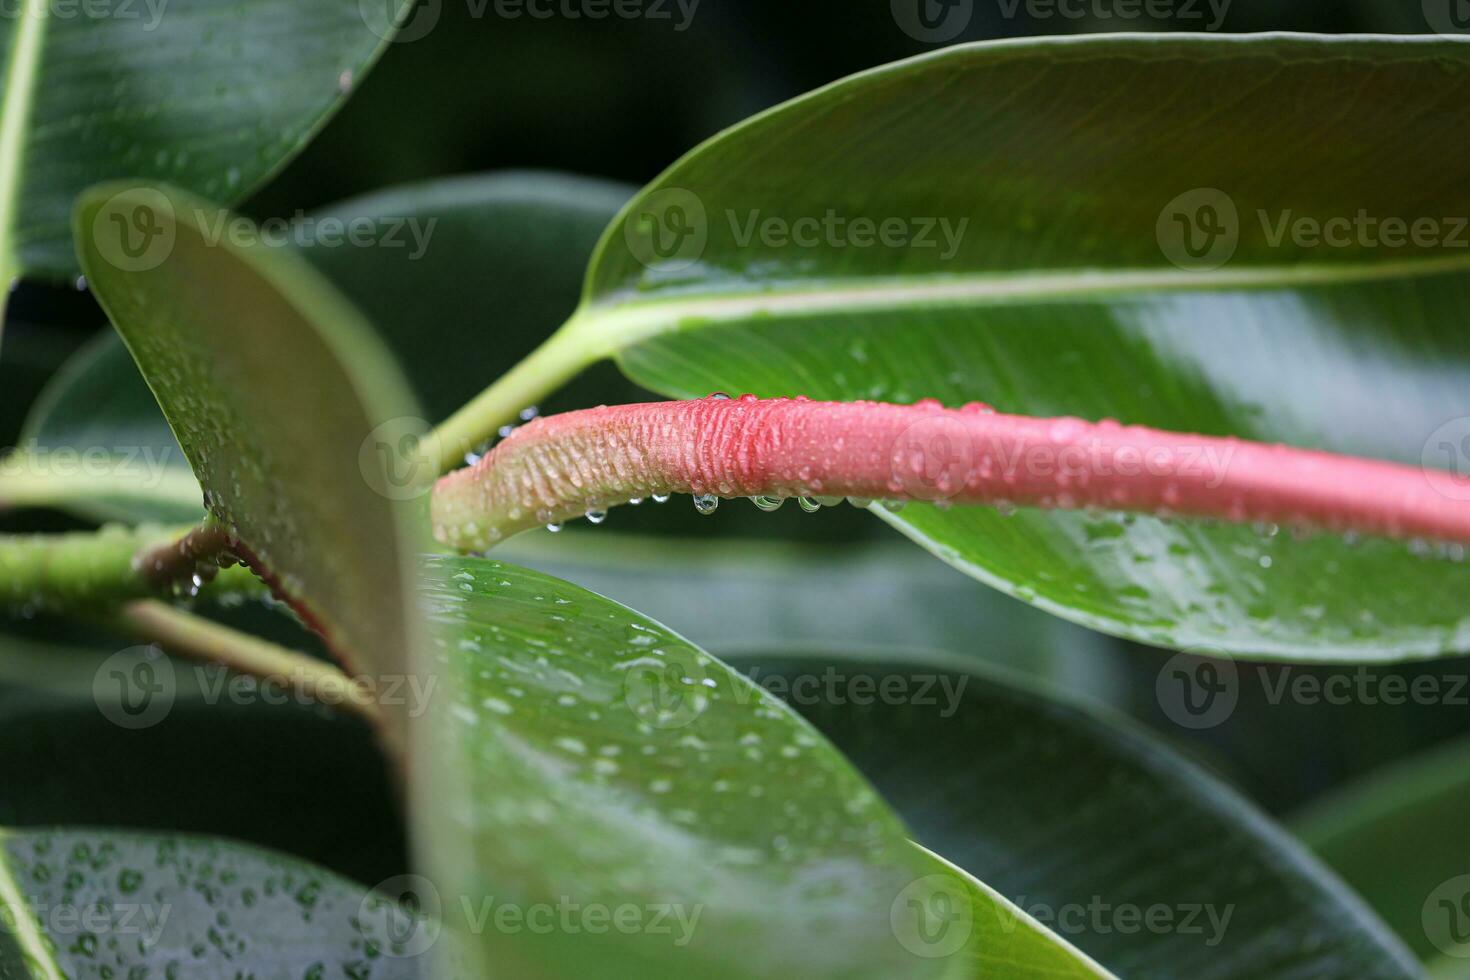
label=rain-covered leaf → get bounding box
[0,828,421,977]
[724,647,1420,979]
[414,553,1104,979]
[514,34,1470,660]
[73,184,425,746]
[0,0,407,289]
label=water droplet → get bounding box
[846,497,873,509]
[882,499,906,513]
[628,498,644,506]
[709,392,731,401]
[74,276,88,291]
[652,493,670,504]
[585,509,608,525]
[693,494,719,516]
[751,496,784,512]
[546,523,562,533]
[519,405,541,422]
[797,497,821,513]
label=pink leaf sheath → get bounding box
[430,394,1470,552]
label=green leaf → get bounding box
[7,331,201,523]
[723,647,1420,979]
[0,628,407,886]
[72,183,425,745]
[298,171,640,424]
[0,827,421,977]
[0,0,407,287]
[415,553,1103,979]
[508,34,1470,660]
[9,171,637,526]
[488,531,1417,977]
[1294,735,1470,968]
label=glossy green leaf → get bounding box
[415,553,1104,979]
[73,184,425,743]
[500,530,1124,701]
[298,171,640,424]
[0,628,407,885]
[488,532,1417,977]
[723,647,1420,979]
[0,0,407,287]
[6,331,200,523]
[6,171,636,525]
[1294,736,1470,969]
[0,827,421,977]
[507,34,1470,660]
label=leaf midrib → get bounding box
[571,252,1470,357]
[0,0,46,283]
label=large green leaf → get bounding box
[72,184,425,747]
[0,628,407,886]
[1294,736,1470,970]
[6,331,201,524]
[490,532,1419,978]
[415,554,1105,979]
[493,34,1470,661]
[724,647,1420,979]
[0,0,407,288]
[0,828,421,977]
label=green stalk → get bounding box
[116,601,380,725]
[429,324,595,474]
[0,525,262,613]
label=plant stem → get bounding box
[115,600,381,725]
[0,525,263,613]
[428,325,594,474]
[432,395,1470,551]
[132,520,234,592]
